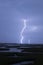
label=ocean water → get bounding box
[12,61,34,65]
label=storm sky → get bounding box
[0,0,43,44]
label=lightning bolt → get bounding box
[20,19,27,43]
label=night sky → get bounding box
[0,0,43,44]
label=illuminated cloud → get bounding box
[29,26,38,32]
[26,25,43,32]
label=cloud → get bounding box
[26,25,43,32]
[29,26,38,32]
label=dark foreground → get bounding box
[0,43,43,65]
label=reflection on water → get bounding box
[0,43,43,65]
[12,61,34,65]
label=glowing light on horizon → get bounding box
[28,40,30,44]
[20,19,27,43]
